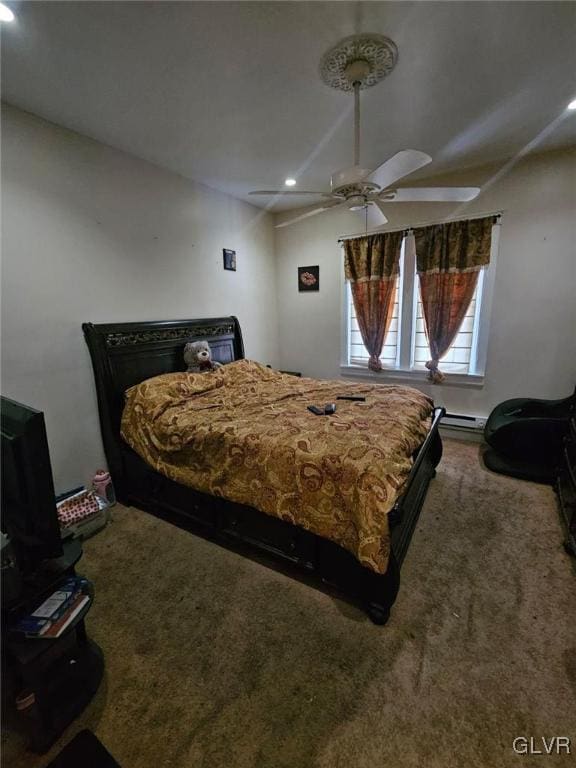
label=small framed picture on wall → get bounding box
[298,265,319,292]
[223,249,236,271]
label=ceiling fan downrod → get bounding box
[344,59,371,167]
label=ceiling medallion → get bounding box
[319,34,398,92]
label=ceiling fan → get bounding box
[249,35,480,229]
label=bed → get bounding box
[83,316,444,624]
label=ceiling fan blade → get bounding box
[249,190,328,196]
[387,187,480,202]
[365,150,433,190]
[366,202,388,227]
[275,200,343,229]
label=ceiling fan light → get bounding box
[347,196,366,211]
[567,99,576,111]
[284,178,296,187]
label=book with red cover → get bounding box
[41,594,90,638]
[11,577,89,637]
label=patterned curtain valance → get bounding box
[414,216,495,275]
[343,231,404,283]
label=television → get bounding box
[1,396,63,579]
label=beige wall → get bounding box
[1,105,279,492]
[274,148,576,418]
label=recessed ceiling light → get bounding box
[0,3,14,22]
[568,99,576,111]
[284,178,296,187]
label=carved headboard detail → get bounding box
[83,316,244,485]
[104,321,236,348]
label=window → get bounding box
[343,226,499,381]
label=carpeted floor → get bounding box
[3,439,575,768]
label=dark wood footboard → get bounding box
[83,317,444,625]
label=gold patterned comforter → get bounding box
[121,360,433,574]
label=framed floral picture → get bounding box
[223,249,236,271]
[298,265,319,292]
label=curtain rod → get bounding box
[337,209,504,243]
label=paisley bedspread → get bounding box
[121,360,433,574]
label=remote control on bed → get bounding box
[336,396,366,402]
[307,404,337,415]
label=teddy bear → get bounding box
[183,340,223,373]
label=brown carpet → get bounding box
[3,439,575,768]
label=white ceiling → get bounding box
[2,1,575,210]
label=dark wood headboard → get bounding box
[83,316,244,484]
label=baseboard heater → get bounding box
[440,413,487,433]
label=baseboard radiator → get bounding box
[440,413,487,434]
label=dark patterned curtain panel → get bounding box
[413,216,494,382]
[343,231,404,371]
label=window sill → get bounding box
[340,364,485,388]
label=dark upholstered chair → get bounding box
[483,387,576,483]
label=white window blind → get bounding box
[412,271,483,374]
[348,280,400,367]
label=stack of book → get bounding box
[11,576,91,639]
